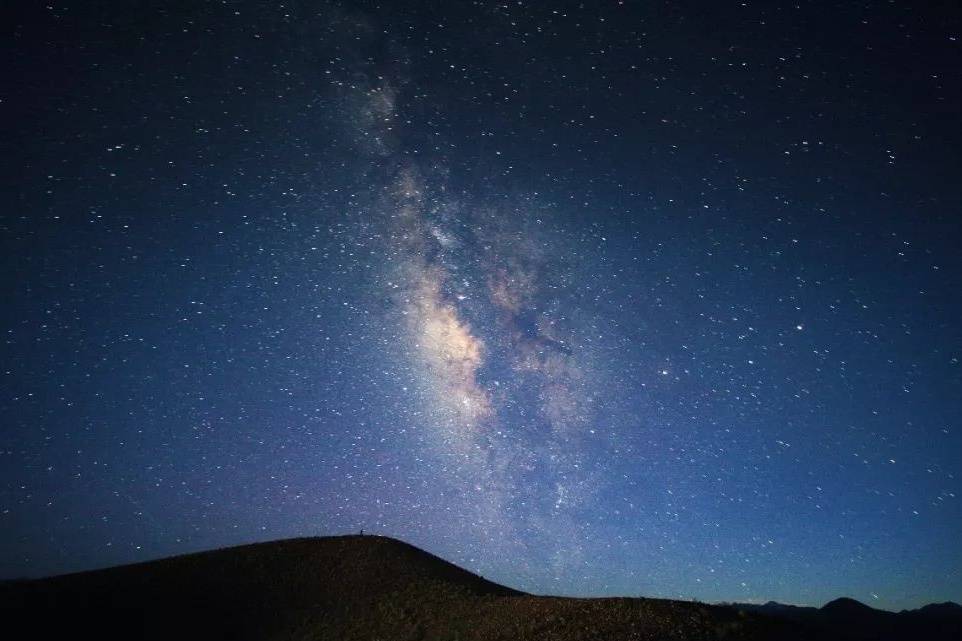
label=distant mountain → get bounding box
[821,597,894,618]
[733,596,962,641]
[1,535,958,640]
[821,597,880,612]
[909,601,962,618]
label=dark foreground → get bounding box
[2,536,959,641]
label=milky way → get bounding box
[3,1,961,611]
[378,152,613,571]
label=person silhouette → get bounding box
[359,529,364,536]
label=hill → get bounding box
[2,535,958,640]
[1,535,799,640]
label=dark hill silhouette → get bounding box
[821,597,887,616]
[1,535,958,640]
[1,536,519,641]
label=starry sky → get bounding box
[3,0,961,612]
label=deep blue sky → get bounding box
[2,1,961,611]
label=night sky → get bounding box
[3,1,961,611]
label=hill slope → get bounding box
[2,535,799,640]
[4,535,958,640]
